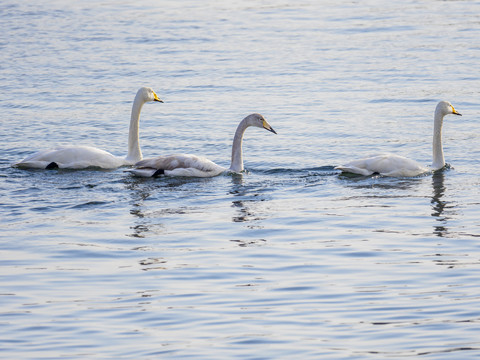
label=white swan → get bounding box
[127,113,276,178]
[335,101,462,177]
[12,87,162,170]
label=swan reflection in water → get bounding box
[125,172,264,240]
[228,174,269,247]
[123,176,198,239]
[431,169,454,237]
[229,174,265,224]
[230,174,250,223]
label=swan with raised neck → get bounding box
[13,87,162,169]
[128,113,277,178]
[335,101,461,177]
[125,87,163,163]
[431,100,461,170]
[229,113,277,172]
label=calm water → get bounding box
[1,1,480,359]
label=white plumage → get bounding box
[128,113,276,178]
[335,101,461,177]
[12,87,162,170]
[336,153,428,177]
[131,154,225,178]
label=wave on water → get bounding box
[259,165,338,176]
[368,98,435,104]
[70,201,111,209]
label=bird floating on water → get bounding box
[127,113,276,178]
[12,87,162,170]
[335,101,461,177]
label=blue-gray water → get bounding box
[1,1,480,359]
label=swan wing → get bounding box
[336,153,428,177]
[13,146,124,169]
[130,154,226,178]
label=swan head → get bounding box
[137,87,163,103]
[246,113,277,134]
[436,101,461,117]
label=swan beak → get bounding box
[263,120,277,134]
[451,106,461,116]
[153,93,164,103]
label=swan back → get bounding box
[130,154,225,178]
[14,146,124,169]
[336,154,427,177]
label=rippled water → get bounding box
[2,1,480,359]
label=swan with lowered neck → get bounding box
[12,87,162,170]
[127,113,276,178]
[335,101,462,177]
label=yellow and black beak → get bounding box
[263,119,277,134]
[153,92,164,103]
[452,105,461,116]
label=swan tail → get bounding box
[335,165,373,176]
[126,168,162,177]
[12,161,52,169]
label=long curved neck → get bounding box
[229,117,250,172]
[431,108,445,170]
[125,92,145,163]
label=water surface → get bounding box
[1,1,480,359]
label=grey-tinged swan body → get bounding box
[12,87,163,170]
[128,113,276,178]
[335,101,462,177]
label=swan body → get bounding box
[335,101,461,177]
[128,113,276,178]
[129,154,226,178]
[336,153,428,177]
[15,145,125,170]
[12,87,162,170]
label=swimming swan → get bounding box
[127,113,276,178]
[12,87,163,170]
[335,101,461,177]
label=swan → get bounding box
[127,113,276,178]
[335,101,462,177]
[12,87,163,170]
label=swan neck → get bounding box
[432,109,445,170]
[126,92,145,163]
[229,118,249,172]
